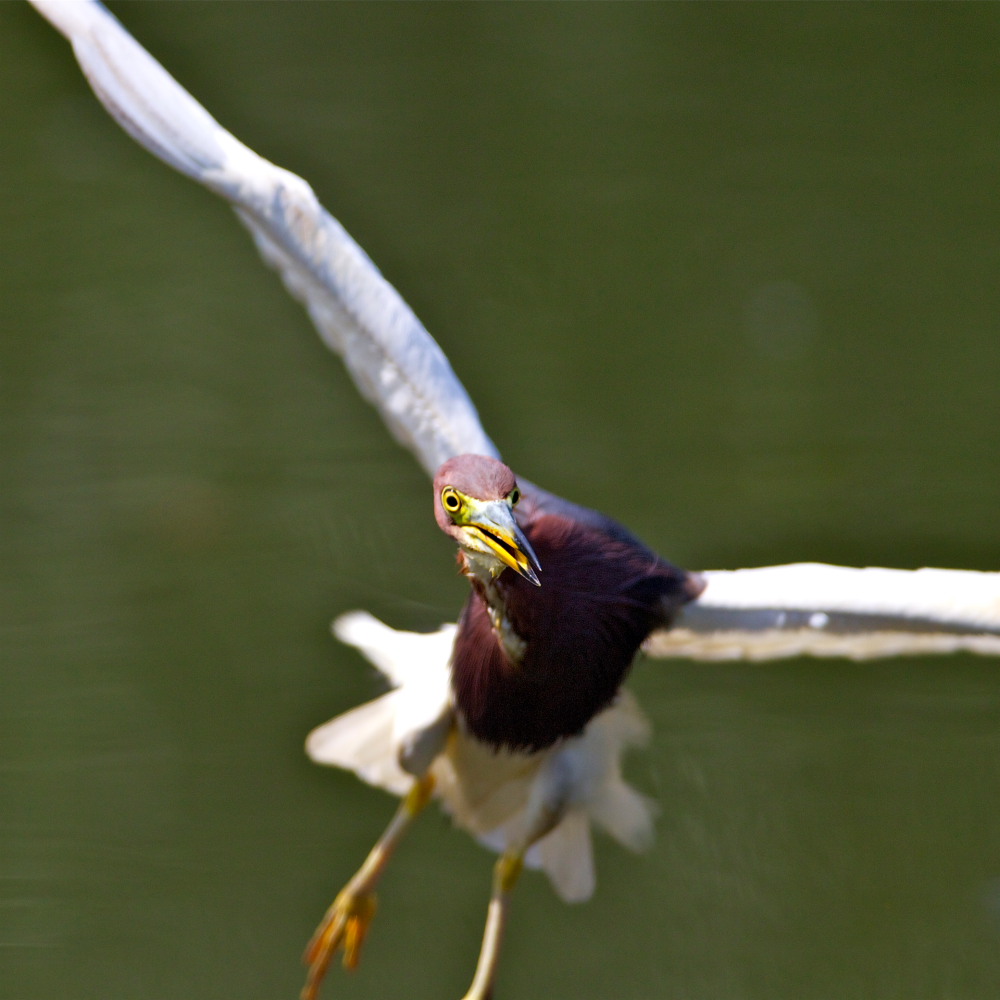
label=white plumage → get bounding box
[307,611,654,904]
[657,563,1000,660]
[31,0,498,479]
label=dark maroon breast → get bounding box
[450,510,696,751]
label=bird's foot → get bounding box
[301,886,377,1000]
[300,775,437,1000]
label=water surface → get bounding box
[2,4,999,998]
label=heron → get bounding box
[29,4,1000,999]
[302,453,703,999]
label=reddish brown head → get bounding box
[433,455,540,586]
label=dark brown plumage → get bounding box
[434,456,704,752]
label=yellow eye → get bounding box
[441,488,463,515]
[509,487,520,507]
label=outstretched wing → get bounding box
[650,563,1000,660]
[31,3,1000,659]
[31,0,498,477]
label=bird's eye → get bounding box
[509,487,520,507]
[441,488,463,515]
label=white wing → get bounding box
[31,0,498,477]
[650,563,1000,660]
[31,3,1000,656]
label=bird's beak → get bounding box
[462,499,542,587]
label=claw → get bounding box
[342,893,377,969]
[300,774,437,1000]
[302,889,378,1000]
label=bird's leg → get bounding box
[460,848,525,1000]
[302,772,436,1000]
[460,756,572,1000]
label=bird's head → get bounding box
[433,455,541,587]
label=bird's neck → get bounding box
[459,548,504,588]
[459,554,528,664]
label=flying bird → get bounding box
[29,3,1000,998]
[303,454,703,999]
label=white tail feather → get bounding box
[305,692,411,797]
[534,810,596,904]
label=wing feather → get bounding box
[29,5,1000,656]
[649,564,1000,660]
[31,0,498,477]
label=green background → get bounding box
[3,4,1000,998]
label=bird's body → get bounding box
[450,479,702,751]
[301,454,704,1000]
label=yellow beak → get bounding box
[461,499,541,586]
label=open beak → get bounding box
[463,499,542,586]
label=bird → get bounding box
[29,4,1000,1000]
[301,452,703,1000]
[434,455,702,753]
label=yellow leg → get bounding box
[460,753,573,1000]
[302,773,435,1000]
[460,851,524,1000]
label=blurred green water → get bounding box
[2,3,1000,999]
